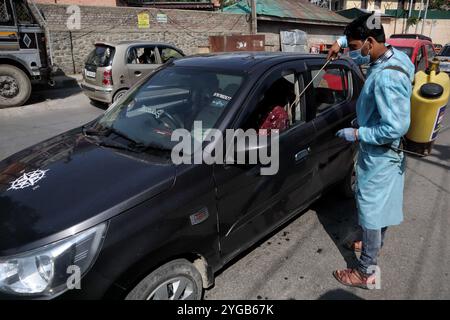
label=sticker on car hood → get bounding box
[8,169,49,191]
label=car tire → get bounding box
[0,65,32,108]
[125,259,203,300]
[342,151,358,199]
[113,89,128,103]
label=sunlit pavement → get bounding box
[1,88,449,300]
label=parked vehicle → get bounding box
[434,43,443,54]
[0,0,53,108]
[0,53,365,300]
[81,41,185,104]
[390,33,432,42]
[387,37,435,72]
[436,43,450,74]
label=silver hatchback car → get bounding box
[81,41,185,104]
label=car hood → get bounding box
[0,129,175,254]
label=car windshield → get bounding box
[97,67,244,150]
[439,46,450,56]
[393,46,413,58]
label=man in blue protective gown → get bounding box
[327,14,415,288]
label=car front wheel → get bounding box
[125,259,203,300]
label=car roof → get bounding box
[387,38,432,48]
[171,52,329,72]
[94,41,181,49]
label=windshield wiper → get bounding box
[83,124,170,153]
[83,125,139,145]
[98,140,140,153]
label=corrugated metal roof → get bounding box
[223,0,350,25]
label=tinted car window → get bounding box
[426,45,435,59]
[439,46,450,56]
[392,46,413,58]
[98,67,244,150]
[85,45,115,67]
[417,46,426,70]
[243,71,299,132]
[310,67,349,115]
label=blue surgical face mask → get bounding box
[349,39,371,65]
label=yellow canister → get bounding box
[406,59,450,144]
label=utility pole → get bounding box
[421,0,430,35]
[415,0,424,34]
[251,0,257,34]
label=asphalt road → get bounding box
[1,86,449,300]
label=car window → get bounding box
[426,44,435,60]
[85,45,115,67]
[128,46,158,65]
[243,71,304,133]
[393,46,413,59]
[159,47,183,64]
[13,1,35,25]
[439,46,450,56]
[417,46,426,70]
[309,67,349,116]
[0,0,14,26]
[98,67,244,151]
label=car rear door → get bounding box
[126,45,161,85]
[214,60,321,261]
[304,58,359,189]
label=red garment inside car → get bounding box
[259,105,289,135]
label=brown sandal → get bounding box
[332,268,375,290]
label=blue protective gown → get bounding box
[338,37,415,229]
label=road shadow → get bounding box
[311,190,361,269]
[317,289,365,300]
[89,98,109,110]
[26,74,82,106]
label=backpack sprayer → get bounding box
[290,57,450,157]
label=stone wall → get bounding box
[36,4,249,74]
[34,0,120,7]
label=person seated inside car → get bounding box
[138,48,156,64]
[248,77,295,135]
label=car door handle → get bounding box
[134,71,142,76]
[295,147,311,162]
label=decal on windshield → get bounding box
[8,169,49,191]
[213,92,232,101]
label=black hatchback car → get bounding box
[0,53,364,300]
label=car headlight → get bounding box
[0,223,107,297]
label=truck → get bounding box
[0,0,53,108]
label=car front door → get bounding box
[126,45,161,85]
[214,61,321,261]
[305,58,358,189]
